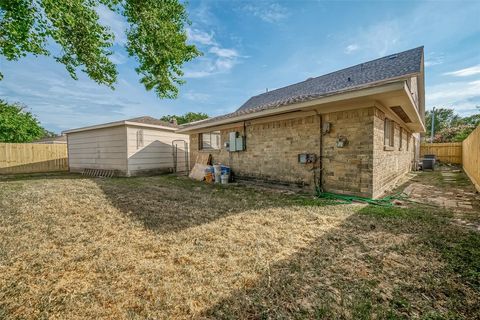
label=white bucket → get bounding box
[214,165,222,183]
[221,175,229,184]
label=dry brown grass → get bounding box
[0,173,478,319]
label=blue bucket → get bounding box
[220,165,230,176]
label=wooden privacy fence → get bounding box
[420,142,463,164]
[0,143,68,174]
[462,126,480,192]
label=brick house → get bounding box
[178,47,425,199]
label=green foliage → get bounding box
[426,107,479,142]
[0,99,50,142]
[459,111,480,127]
[425,108,460,138]
[160,112,209,125]
[433,124,476,143]
[0,0,200,98]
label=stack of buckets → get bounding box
[213,165,230,184]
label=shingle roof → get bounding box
[127,116,178,128]
[181,46,423,128]
[238,46,423,112]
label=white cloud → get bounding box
[243,2,289,23]
[184,91,211,102]
[183,27,244,78]
[186,28,216,46]
[424,59,443,67]
[183,70,214,79]
[109,51,128,64]
[96,5,127,45]
[426,79,480,115]
[184,51,241,78]
[424,52,444,67]
[209,47,240,59]
[444,64,480,77]
[354,21,401,57]
[345,44,359,54]
[0,57,153,132]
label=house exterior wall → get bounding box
[189,105,416,198]
[321,107,375,197]
[190,114,321,187]
[67,126,128,174]
[372,109,415,198]
[126,125,189,176]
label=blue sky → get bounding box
[1,0,479,133]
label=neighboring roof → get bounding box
[63,116,178,134]
[33,135,67,143]
[126,116,178,128]
[180,46,423,130]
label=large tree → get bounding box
[426,106,480,142]
[425,107,460,138]
[160,111,208,125]
[0,99,52,142]
[0,0,200,98]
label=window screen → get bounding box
[384,119,394,147]
[200,131,221,150]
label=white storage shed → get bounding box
[63,116,189,176]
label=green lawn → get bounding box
[0,173,478,319]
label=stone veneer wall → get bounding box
[190,115,321,187]
[372,108,415,198]
[321,107,375,197]
[189,106,415,198]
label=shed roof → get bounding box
[127,116,178,128]
[63,116,178,134]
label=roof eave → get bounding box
[177,78,417,133]
[63,120,178,134]
[124,121,178,131]
[402,82,426,133]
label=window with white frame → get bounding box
[384,118,394,148]
[200,131,221,150]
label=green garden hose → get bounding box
[315,188,411,207]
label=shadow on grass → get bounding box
[1,172,479,318]
[94,174,340,234]
[200,205,480,319]
[0,171,83,182]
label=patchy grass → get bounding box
[361,206,480,291]
[0,173,479,319]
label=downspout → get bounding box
[243,121,247,151]
[314,110,323,193]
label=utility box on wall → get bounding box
[298,153,316,164]
[228,132,245,152]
